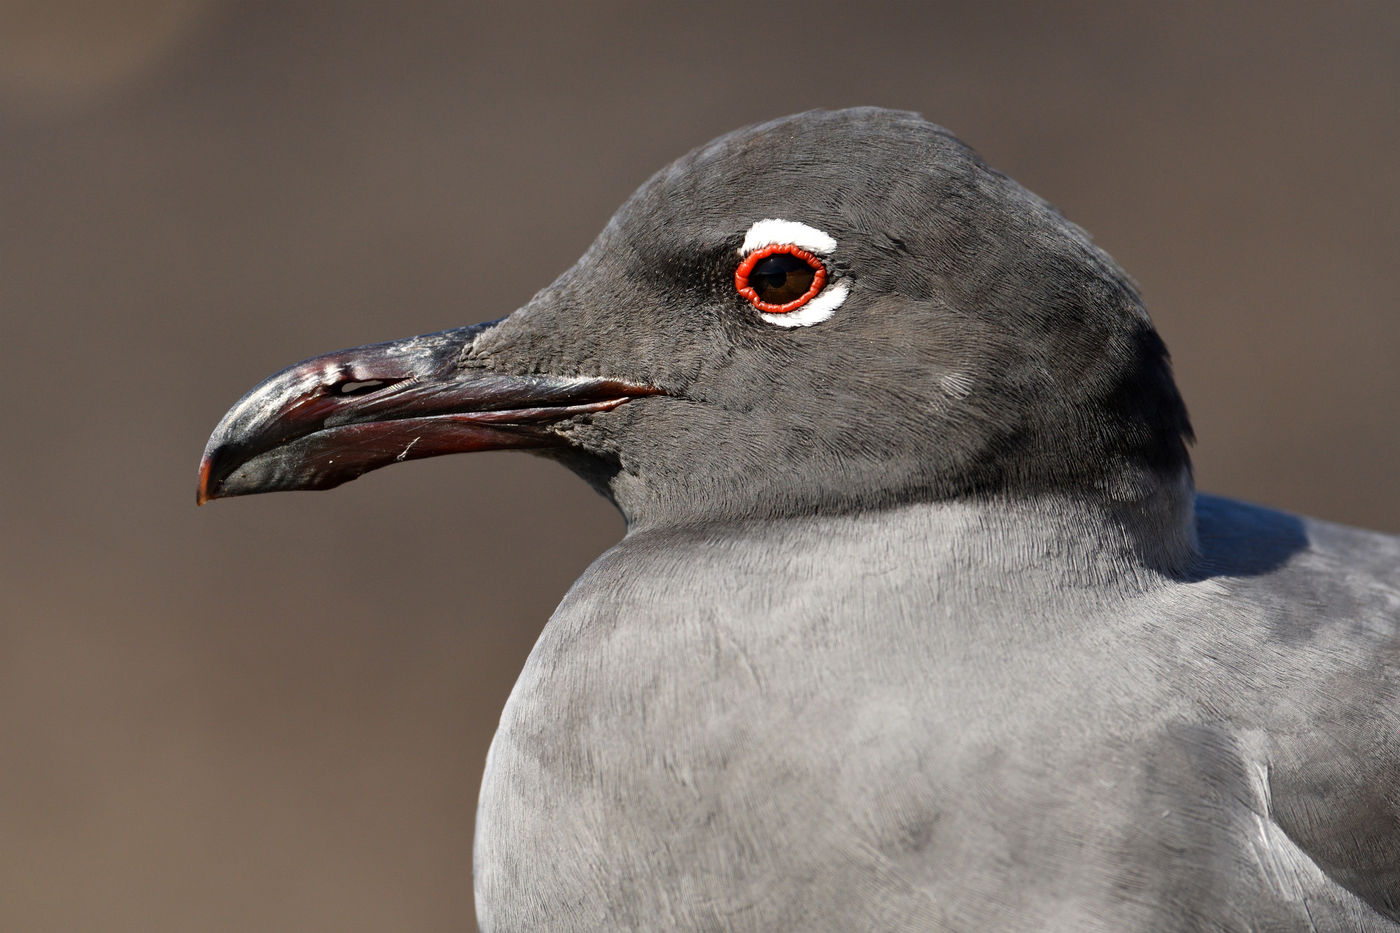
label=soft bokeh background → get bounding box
[2,2,1395,929]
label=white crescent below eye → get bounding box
[741,218,837,256]
[758,281,850,328]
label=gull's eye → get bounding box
[735,245,827,313]
[735,218,851,328]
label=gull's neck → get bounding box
[624,467,1199,593]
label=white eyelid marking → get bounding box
[758,281,850,328]
[740,218,837,256]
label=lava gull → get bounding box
[200,108,1400,931]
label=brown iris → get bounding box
[735,244,828,313]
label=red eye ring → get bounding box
[735,244,829,313]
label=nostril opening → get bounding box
[329,378,399,397]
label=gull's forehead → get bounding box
[611,111,973,250]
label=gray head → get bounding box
[199,108,1192,528]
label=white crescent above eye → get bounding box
[739,218,850,328]
[740,218,838,256]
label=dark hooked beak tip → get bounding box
[196,457,213,506]
[197,323,659,504]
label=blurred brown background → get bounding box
[1,1,1395,930]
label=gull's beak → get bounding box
[197,321,658,505]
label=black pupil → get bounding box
[749,253,816,305]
